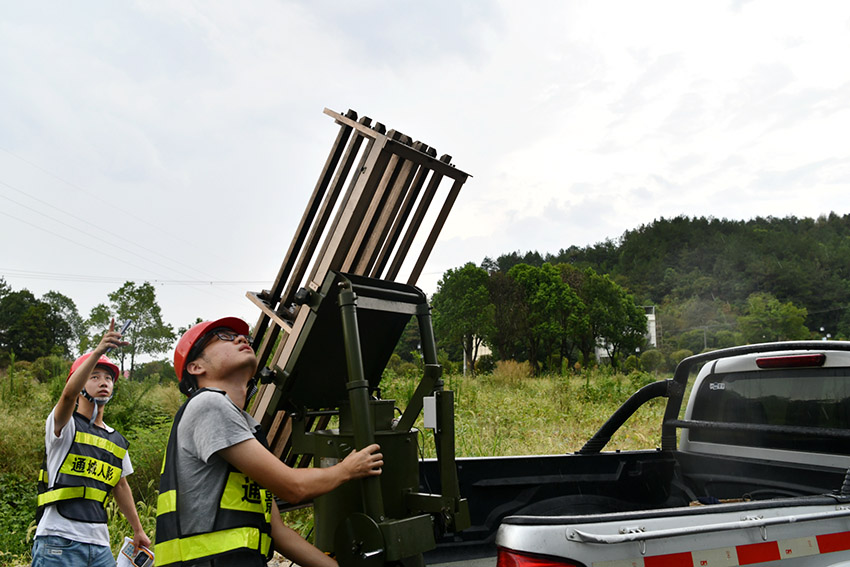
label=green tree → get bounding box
[0,289,52,362]
[432,263,495,375]
[557,265,594,367]
[585,271,647,369]
[507,263,582,375]
[41,291,83,356]
[670,348,694,368]
[738,292,810,343]
[0,285,80,363]
[487,270,527,361]
[393,318,424,362]
[84,282,175,374]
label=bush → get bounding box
[490,360,531,385]
[28,356,69,383]
[133,359,176,383]
[670,349,694,369]
[125,421,172,504]
[475,354,496,375]
[1,368,40,406]
[628,370,656,391]
[437,349,455,375]
[108,378,177,434]
[640,349,665,373]
[623,355,641,372]
[578,368,626,403]
[0,473,36,562]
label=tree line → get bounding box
[0,279,176,376]
[4,213,848,377]
[425,213,846,374]
[430,262,648,375]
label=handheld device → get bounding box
[106,319,134,353]
[117,537,154,567]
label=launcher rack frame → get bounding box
[246,108,471,567]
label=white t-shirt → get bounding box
[34,408,134,547]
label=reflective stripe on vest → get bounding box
[74,430,127,460]
[37,485,108,508]
[156,389,274,566]
[156,526,273,566]
[36,412,129,523]
[158,489,177,515]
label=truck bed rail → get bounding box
[567,506,850,544]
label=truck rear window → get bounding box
[689,368,850,454]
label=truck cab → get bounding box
[488,342,850,567]
[680,347,850,471]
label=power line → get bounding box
[0,144,233,270]
[0,209,242,303]
[0,183,212,281]
[0,163,258,304]
[1,268,268,286]
[0,177,223,282]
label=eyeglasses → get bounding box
[185,328,253,369]
[212,331,251,344]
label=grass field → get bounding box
[0,362,668,566]
[384,362,668,458]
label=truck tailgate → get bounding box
[498,496,850,566]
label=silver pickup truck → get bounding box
[423,341,850,567]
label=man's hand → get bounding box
[133,530,152,552]
[93,319,129,356]
[340,443,383,480]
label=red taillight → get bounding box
[755,353,826,369]
[497,548,581,567]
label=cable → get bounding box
[0,144,233,268]
[0,179,224,283]
[0,209,237,303]
[0,268,267,286]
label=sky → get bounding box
[2,1,850,352]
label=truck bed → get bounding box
[420,449,848,563]
[499,495,850,566]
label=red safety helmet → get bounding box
[174,317,250,381]
[67,352,119,383]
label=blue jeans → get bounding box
[32,535,115,567]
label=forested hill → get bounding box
[488,213,850,346]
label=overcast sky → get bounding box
[2,1,849,346]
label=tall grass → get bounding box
[383,364,667,458]
[1,363,667,566]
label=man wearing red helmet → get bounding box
[156,317,384,567]
[32,320,151,567]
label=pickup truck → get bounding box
[421,341,850,567]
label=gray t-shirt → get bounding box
[175,389,260,536]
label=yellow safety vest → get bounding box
[156,389,274,566]
[36,412,128,523]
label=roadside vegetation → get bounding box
[0,360,666,566]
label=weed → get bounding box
[106,482,158,553]
[281,506,315,541]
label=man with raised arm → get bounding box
[156,317,383,567]
[33,320,151,567]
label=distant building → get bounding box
[644,305,657,347]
